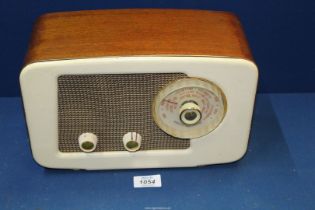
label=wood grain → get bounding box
[24,9,253,65]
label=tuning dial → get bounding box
[152,77,227,139]
[179,101,202,125]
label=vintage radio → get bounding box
[20,9,258,170]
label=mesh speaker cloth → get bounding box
[58,73,190,152]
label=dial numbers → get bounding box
[153,78,227,139]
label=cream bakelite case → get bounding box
[20,10,258,170]
[20,57,258,169]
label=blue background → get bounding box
[1,0,315,96]
[1,1,315,210]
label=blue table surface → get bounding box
[0,94,314,210]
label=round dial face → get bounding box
[152,78,227,139]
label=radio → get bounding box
[20,9,258,170]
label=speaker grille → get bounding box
[58,73,190,152]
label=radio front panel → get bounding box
[58,73,190,153]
